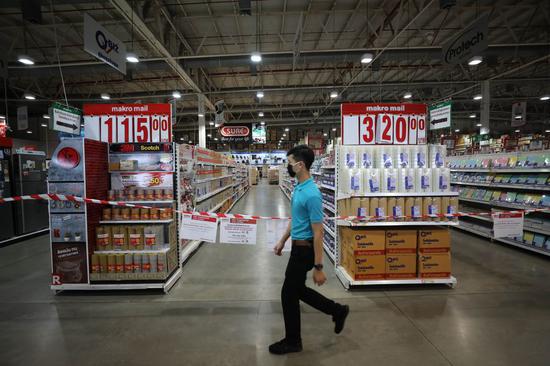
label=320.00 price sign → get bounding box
[83,104,172,143]
[341,103,427,145]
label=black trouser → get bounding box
[282,244,340,344]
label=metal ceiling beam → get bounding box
[108,0,214,110]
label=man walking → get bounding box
[270,145,349,355]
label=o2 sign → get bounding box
[342,103,427,145]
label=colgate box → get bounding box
[418,252,451,278]
[418,228,451,253]
[340,228,385,255]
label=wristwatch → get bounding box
[314,264,324,271]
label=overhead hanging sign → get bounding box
[341,103,427,145]
[83,13,126,75]
[511,102,527,127]
[252,123,266,144]
[492,212,524,238]
[51,102,82,134]
[429,101,452,130]
[219,124,252,143]
[83,104,172,143]
[442,13,489,64]
[17,106,28,130]
[214,99,226,125]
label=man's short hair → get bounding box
[287,145,315,170]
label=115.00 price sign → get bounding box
[83,104,172,143]
[341,103,427,145]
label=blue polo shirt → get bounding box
[291,177,324,240]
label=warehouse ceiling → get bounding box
[0,0,549,143]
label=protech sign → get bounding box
[83,13,126,74]
[442,13,488,64]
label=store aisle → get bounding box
[170,179,350,301]
[1,181,550,365]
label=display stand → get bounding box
[448,151,550,256]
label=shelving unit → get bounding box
[449,152,550,257]
[99,219,173,224]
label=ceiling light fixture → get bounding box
[323,133,328,137]
[207,134,212,137]
[179,137,184,141]
[545,130,550,133]
[260,121,265,125]
[126,52,139,63]
[214,137,219,141]
[514,115,522,120]
[515,129,520,133]
[540,95,550,101]
[42,114,50,119]
[26,130,32,134]
[332,128,337,131]
[468,56,483,66]
[172,91,181,99]
[256,91,264,98]
[283,134,286,137]
[209,121,214,126]
[41,123,48,127]
[476,123,482,127]
[250,52,262,63]
[330,91,338,99]
[469,114,476,118]
[198,113,204,118]
[0,115,5,119]
[18,55,34,65]
[24,93,36,100]
[188,140,193,144]
[258,111,264,117]
[403,91,412,99]
[455,129,460,132]
[473,94,483,101]
[284,128,289,132]
[100,93,110,100]
[361,53,373,64]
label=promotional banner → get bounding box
[111,172,174,190]
[180,215,219,243]
[219,218,258,244]
[442,13,488,65]
[511,102,527,127]
[492,212,524,238]
[17,106,28,130]
[341,103,427,145]
[252,123,266,144]
[51,243,88,284]
[51,102,82,135]
[219,124,252,143]
[83,13,126,74]
[429,101,452,130]
[83,104,172,143]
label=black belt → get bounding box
[292,239,313,247]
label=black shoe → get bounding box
[268,339,303,355]
[333,305,349,334]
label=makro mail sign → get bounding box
[83,13,126,75]
[442,13,488,65]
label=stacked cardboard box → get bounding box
[340,228,385,280]
[340,227,452,280]
[418,228,452,278]
[385,230,417,279]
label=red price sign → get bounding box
[83,104,172,143]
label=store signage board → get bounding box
[220,218,258,245]
[341,103,427,145]
[83,104,172,143]
[252,123,266,144]
[219,124,252,143]
[215,99,226,125]
[511,102,527,127]
[51,102,82,135]
[265,219,291,252]
[442,13,488,65]
[83,13,126,74]
[17,106,28,130]
[429,101,452,130]
[492,212,524,238]
[180,215,219,243]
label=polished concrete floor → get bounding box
[1,180,550,365]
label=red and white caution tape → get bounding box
[0,193,549,221]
